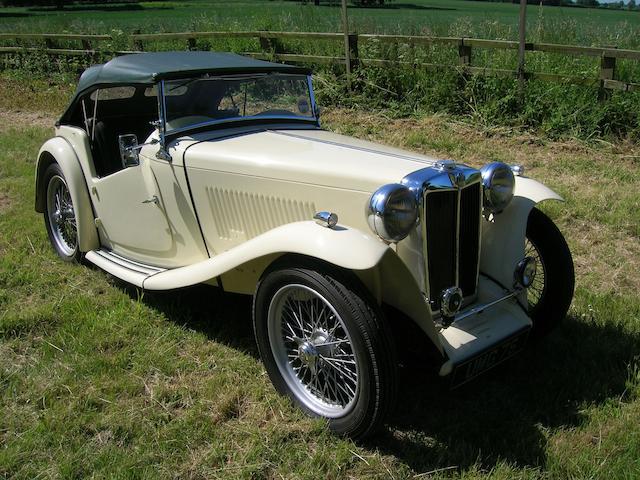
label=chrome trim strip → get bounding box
[107,251,165,273]
[166,114,317,138]
[474,183,483,298]
[452,288,522,323]
[455,185,461,287]
[93,250,154,276]
[156,80,172,161]
[307,75,320,124]
[274,131,438,164]
[93,249,166,275]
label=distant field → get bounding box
[1,0,639,47]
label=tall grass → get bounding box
[1,0,639,140]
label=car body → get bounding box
[36,52,574,438]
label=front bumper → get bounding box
[437,275,532,377]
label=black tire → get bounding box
[525,207,574,337]
[253,259,397,439]
[42,163,81,263]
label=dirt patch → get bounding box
[0,109,56,132]
[0,193,12,213]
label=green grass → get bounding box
[1,81,640,478]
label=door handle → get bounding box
[142,195,159,205]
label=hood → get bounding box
[179,127,439,193]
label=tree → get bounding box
[629,0,636,10]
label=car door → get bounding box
[89,149,177,266]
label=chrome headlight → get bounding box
[366,183,418,242]
[480,162,515,214]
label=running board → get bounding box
[85,249,166,288]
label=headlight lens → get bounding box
[366,183,418,242]
[480,162,515,213]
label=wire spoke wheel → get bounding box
[524,237,546,311]
[524,208,575,337]
[268,284,360,418]
[46,174,77,257]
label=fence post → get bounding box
[341,0,352,90]
[458,39,471,66]
[258,34,283,58]
[259,35,272,53]
[599,53,616,101]
[517,0,527,102]
[348,33,359,70]
[133,30,144,52]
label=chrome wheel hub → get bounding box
[268,284,360,418]
[298,341,319,374]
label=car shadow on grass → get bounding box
[119,282,637,472]
[126,283,259,359]
[371,314,640,472]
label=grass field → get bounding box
[1,0,640,140]
[0,0,639,45]
[1,76,640,478]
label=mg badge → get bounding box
[450,171,466,188]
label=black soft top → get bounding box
[60,51,311,123]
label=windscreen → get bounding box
[162,73,315,132]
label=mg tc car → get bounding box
[36,52,575,438]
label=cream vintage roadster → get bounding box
[36,52,574,438]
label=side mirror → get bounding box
[118,134,140,168]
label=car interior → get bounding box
[64,78,301,178]
[66,85,158,178]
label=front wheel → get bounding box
[525,207,575,337]
[253,261,397,439]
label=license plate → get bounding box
[451,328,529,388]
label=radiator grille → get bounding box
[424,182,481,310]
[459,183,481,296]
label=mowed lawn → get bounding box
[1,78,640,478]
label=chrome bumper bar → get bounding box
[436,287,525,329]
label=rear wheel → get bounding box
[253,261,397,439]
[43,163,81,262]
[525,207,574,337]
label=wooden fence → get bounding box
[0,30,639,93]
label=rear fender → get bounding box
[481,176,563,292]
[35,137,99,252]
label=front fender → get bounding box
[480,176,563,292]
[142,221,390,290]
[35,137,99,252]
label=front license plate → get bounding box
[451,329,530,388]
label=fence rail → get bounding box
[1,30,638,93]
